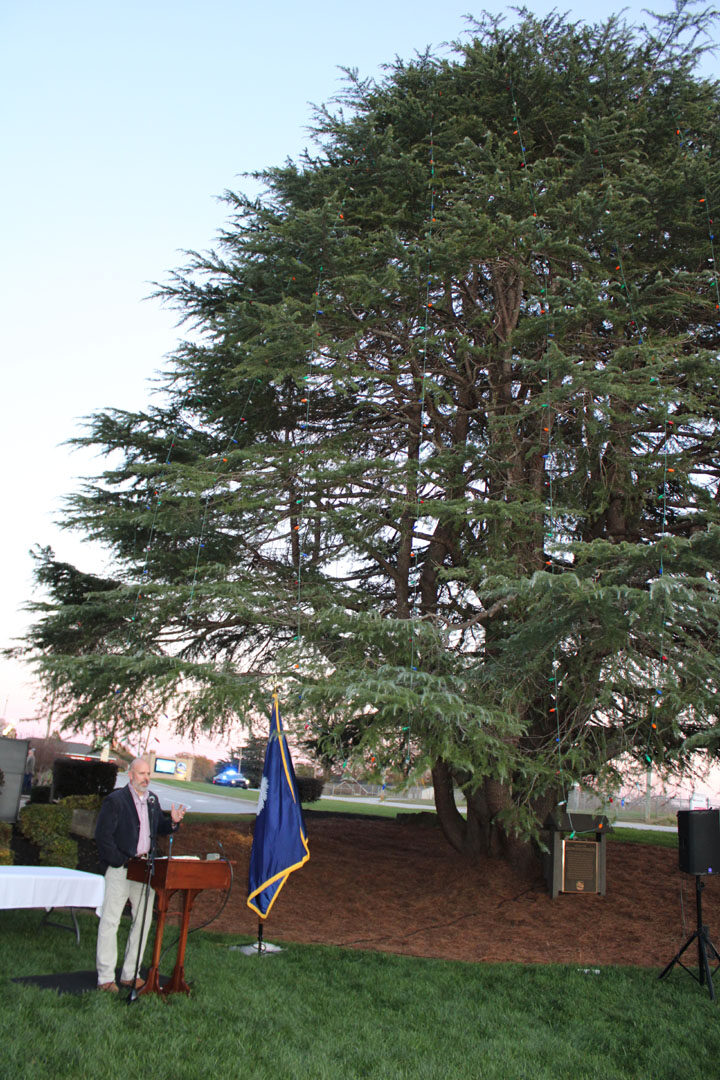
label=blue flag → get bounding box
[247,697,310,918]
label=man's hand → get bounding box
[170,803,186,825]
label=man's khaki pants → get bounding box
[96,865,153,985]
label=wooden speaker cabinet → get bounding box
[562,839,599,893]
[543,812,608,898]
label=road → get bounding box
[118,775,678,831]
[115,774,260,816]
[141,781,427,816]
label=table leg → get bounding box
[40,907,81,945]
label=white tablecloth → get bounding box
[0,866,105,916]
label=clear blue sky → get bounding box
[1,0,715,750]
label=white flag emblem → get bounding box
[256,775,268,815]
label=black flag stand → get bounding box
[126,842,156,1004]
[230,917,282,956]
[659,875,720,1000]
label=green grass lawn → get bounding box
[162,777,260,800]
[1,908,717,1080]
[181,812,679,841]
[609,827,677,849]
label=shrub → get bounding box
[18,804,78,868]
[189,754,216,783]
[52,758,117,799]
[295,777,324,803]
[20,803,72,845]
[39,837,79,868]
[0,821,12,865]
[59,794,103,811]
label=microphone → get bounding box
[206,839,225,861]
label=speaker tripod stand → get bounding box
[659,875,720,1000]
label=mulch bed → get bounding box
[163,815,716,968]
[12,814,715,968]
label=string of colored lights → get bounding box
[508,77,577,824]
[636,110,720,783]
[126,46,718,813]
[616,78,720,787]
[291,161,366,695]
[504,64,712,831]
[404,107,437,769]
[131,417,181,624]
[292,261,324,677]
[632,40,717,808]
[184,380,262,619]
[593,133,666,789]
[675,120,720,324]
[638,115,720,779]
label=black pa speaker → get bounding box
[677,809,720,875]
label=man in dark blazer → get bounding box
[95,757,185,991]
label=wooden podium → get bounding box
[127,855,231,995]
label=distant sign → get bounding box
[154,757,176,775]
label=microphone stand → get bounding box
[126,833,157,1004]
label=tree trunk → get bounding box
[431,758,469,852]
[431,757,543,876]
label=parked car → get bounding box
[211,766,250,788]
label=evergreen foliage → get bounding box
[14,4,720,859]
[239,734,268,787]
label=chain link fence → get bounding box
[323,777,715,822]
[568,787,714,823]
[323,779,436,802]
